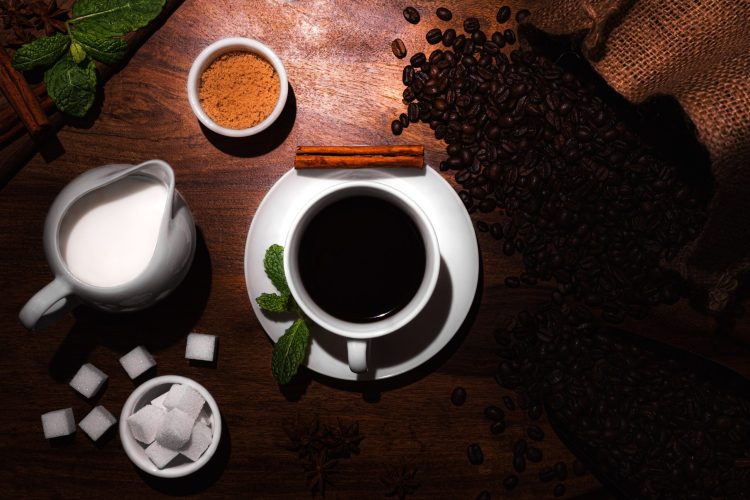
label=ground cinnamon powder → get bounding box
[199,51,280,129]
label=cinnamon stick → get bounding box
[0,47,48,136]
[295,145,424,169]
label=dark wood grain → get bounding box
[1,1,749,498]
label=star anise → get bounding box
[29,0,69,36]
[381,464,420,499]
[283,415,326,459]
[327,418,364,458]
[303,450,337,497]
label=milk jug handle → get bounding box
[19,277,76,330]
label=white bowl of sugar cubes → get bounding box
[120,375,221,478]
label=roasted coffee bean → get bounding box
[476,220,489,232]
[467,443,484,465]
[503,475,519,490]
[409,52,426,67]
[502,395,515,410]
[475,491,490,500]
[484,405,505,421]
[471,30,486,45]
[539,467,556,482]
[516,8,531,23]
[526,447,542,462]
[491,420,506,434]
[442,28,456,46]
[491,31,506,47]
[390,120,403,135]
[451,386,467,405]
[505,276,520,288]
[463,17,480,33]
[528,405,542,420]
[503,29,516,45]
[403,6,420,24]
[490,223,503,240]
[391,38,407,59]
[496,5,511,23]
[402,65,414,85]
[513,455,526,473]
[426,28,443,44]
[436,7,452,21]
[407,102,419,122]
[553,484,565,497]
[527,425,544,441]
[513,439,527,456]
[554,462,567,480]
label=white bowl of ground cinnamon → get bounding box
[187,37,288,138]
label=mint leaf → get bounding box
[70,29,127,65]
[85,59,98,88]
[264,244,289,295]
[12,34,70,71]
[44,57,96,117]
[70,42,87,64]
[271,319,310,384]
[71,0,166,37]
[256,293,290,313]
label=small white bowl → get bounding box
[119,375,222,478]
[187,37,288,138]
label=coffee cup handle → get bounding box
[347,339,370,373]
[19,277,77,330]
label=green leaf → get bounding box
[256,292,290,313]
[71,0,166,37]
[44,57,96,117]
[70,29,127,65]
[70,42,87,64]
[264,244,289,295]
[271,319,310,384]
[12,34,70,71]
[84,59,98,88]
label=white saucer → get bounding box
[244,166,479,381]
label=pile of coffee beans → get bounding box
[391,5,706,325]
[496,313,750,498]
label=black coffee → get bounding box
[298,195,426,323]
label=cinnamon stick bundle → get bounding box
[0,47,48,136]
[295,145,424,169]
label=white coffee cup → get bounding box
[284,181,440,374]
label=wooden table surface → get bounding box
[2,1,750,498]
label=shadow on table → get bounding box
[47,227,212,383]
[138,415,231,495]
[280,247,484,402]
[200,83,296,158]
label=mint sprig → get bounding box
[11,0,165,117]
[255,244,311,385]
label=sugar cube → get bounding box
[151,391,168,410]
[79,405,117,441]
[41,408,75,439]
[119,346,156,379]
[180,421,213,461]
[145,441,180,469]
[69,363,108,399]
[127,405,166,444]
[156,408,194,450]
[163,384,205,420]
[185,332,217,362]
[198,405,212,429]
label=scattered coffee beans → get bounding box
[496,6,511,23]
[426,28,443,45]
[436,7,452,21]
[503,474,519,490]
[450,386,467,406]
[467,443,484,465]
[403,6,420,24]
[391,38,407,59]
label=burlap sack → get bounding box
[527,0,750,312]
